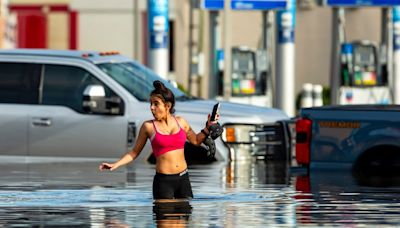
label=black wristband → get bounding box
[201,129,209,137]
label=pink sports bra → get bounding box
[150,117,187,157]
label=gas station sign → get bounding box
[202,0,224,10]
[202,0,287,10]
[327,0,400,6]
[231,0,286,10]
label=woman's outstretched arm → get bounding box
[99,122,150,171]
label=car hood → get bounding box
[175,100,289,125]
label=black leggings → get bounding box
[152,169,193,199]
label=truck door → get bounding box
[0,63,41,156]
[28,64,128,159]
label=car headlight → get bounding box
[221,123,288,159]
[222,124,256,144]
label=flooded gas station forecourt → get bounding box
[0,158,400,227]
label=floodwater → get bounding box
[0,160,400,227]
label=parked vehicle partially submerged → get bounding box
[0,49,290,164]
[296,105,400,172]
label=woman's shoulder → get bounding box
[174,115,189,128]
[144,119,154,123]
[174,115,187,123]
[141,120,155,130]
[140,120,155,136]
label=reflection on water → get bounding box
[153,200,192,227]
[295,170,400,226]
[0,160,400,227]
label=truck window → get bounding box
[42,64,117,113]
[97,61,187,101]
[0,62,41,104]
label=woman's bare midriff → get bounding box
[155,149,188,174]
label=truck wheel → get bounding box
[353,147,400,186]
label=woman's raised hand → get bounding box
[206,113,220,128]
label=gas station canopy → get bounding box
[201,0,287,10]
[327,0,400,7]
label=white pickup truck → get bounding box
[0,49,290,164]
[295,105,400,174]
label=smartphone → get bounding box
[210,102,220,122]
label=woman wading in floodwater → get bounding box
[99,80,219,199]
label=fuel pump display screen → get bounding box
[234,52,254,71]
[231,50,257,96]
[353,45,377,86]
[354,46,375,67]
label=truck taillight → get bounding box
[296,118,312,166]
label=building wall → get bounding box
[70,0,136,59]
[230,11,263,47]
[10,0,69,4]
[295,7,332,95]
[47,12,69,49]
[0,0,4,48]
[169,0,190,90]
[9,0,75,49]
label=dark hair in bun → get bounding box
[151,80,175,114]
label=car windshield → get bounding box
[97,61,191,101]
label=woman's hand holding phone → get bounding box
[210,103,220,122]
[206,103,220,128]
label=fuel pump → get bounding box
[338,40,391,104]
[324,0,400,105]
[328,5,394,105]
[217,46,272,107]
[340,41,381,87]
[231,47,257,96]
[338,40,391,105]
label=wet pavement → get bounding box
[0,160,400,227]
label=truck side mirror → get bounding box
[84,84,106,97]
[82,85,123,115]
